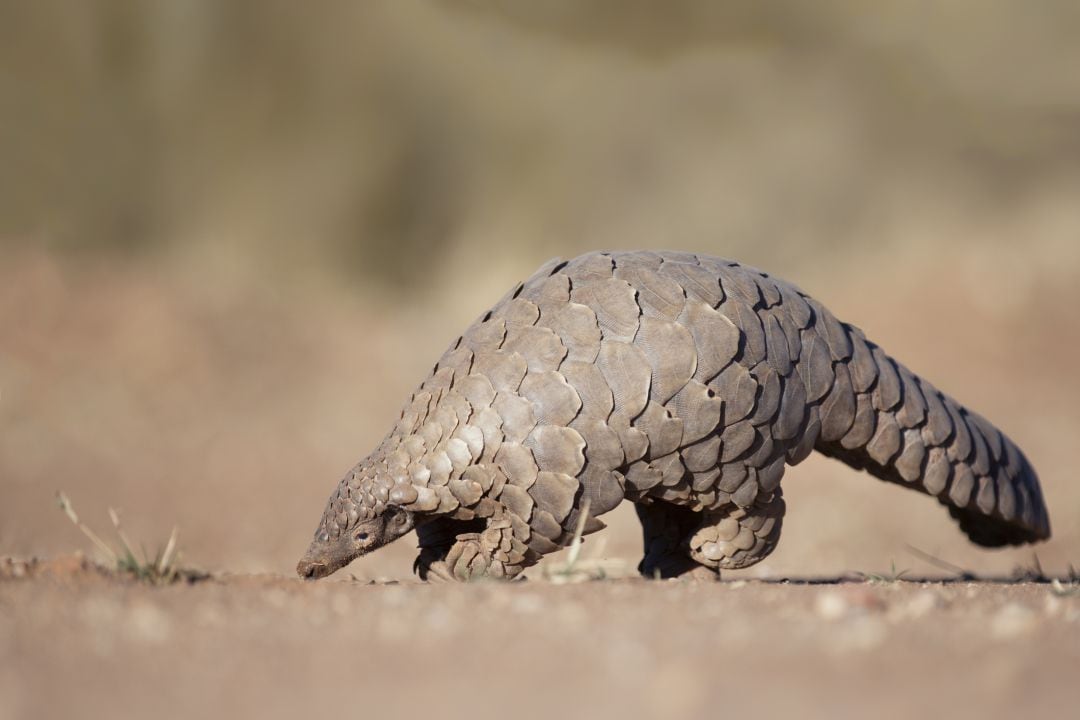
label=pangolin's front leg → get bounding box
[415,512,534,582]
[413,516,482,580]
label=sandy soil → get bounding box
[2,557,1078,720]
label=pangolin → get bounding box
[297,251,1050,581]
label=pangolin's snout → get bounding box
[297,541,340,580]
[296,558,327,580]
[297,537,354,580]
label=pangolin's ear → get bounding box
[387,505,414,531]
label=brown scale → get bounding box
[297,251,1052,583]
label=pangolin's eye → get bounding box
[355,531,369,542]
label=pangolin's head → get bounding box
[296,465,416,580]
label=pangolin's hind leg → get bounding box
[636,490,786,579]
[635,501,718,580]
[688,490,786,571]
[414,510,536,582]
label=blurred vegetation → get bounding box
[2,0,1079,291]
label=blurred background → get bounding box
[2,0,1078,579]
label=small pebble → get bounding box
[511,593,543,614]
[816,592,848,620]
[991,603,1036,638]
[889,591,941,621]
[127,602,172,645]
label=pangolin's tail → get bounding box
[809,317,1050,546]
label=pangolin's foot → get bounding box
[688,491,785,571]
[635,500,719,580]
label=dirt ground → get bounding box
[2,557,1078,720]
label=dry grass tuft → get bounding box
[56,492,206,585]
[540,500,633,583]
